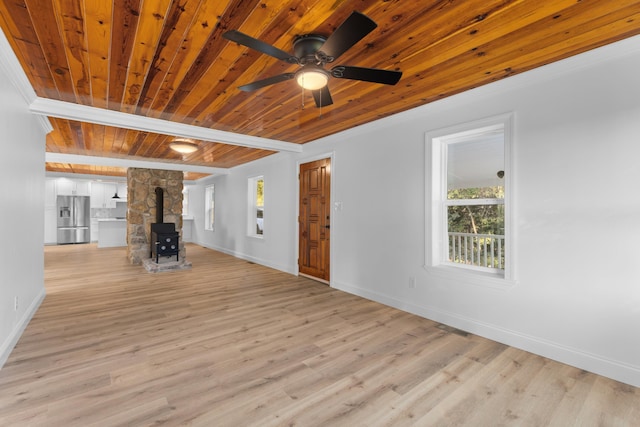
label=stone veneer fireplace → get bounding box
[126,168,185,265]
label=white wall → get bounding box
[0,42,48,367]
[194,35,640,387]
[193,153,298,273]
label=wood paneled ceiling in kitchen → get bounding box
[1,0,639,177]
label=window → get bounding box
[205,184,214,231]
[426,114,514,285]
[182,187,189,216]
[248,176,264,237]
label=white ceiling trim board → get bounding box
[30,98,303,153]
[45,153,230,175]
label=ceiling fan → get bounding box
[222,11,403,107]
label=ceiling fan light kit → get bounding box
[223,11,402,108]
[169,139,199,154]
[296,66,330,90]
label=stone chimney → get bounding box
[126,168,185,265]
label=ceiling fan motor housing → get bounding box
[293,34,330,65]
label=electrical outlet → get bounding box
[409,277,416,289]
[14,296,18,311]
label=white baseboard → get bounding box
[0,287,46,369]
[195,241,296,275]
[332,280,640,388]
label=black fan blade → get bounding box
[223,30,296,63]
[331,65,402,85]
[319,11,377,61]
[312,86,333,107]
[238,73,295,91]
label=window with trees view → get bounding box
[426,114,513,283]
[205,184,214,231]
[447,139,504,270]
[248,176,264,237]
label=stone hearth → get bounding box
[143,257,192,273]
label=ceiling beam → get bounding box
[45,153,230,175]
[30,98,303,153]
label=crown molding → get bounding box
[45,153,229,175]
[30,97,302,153]
[0,28,53,134]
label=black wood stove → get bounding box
[150,186,179,263]
[150,223,179,263]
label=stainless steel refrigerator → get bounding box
[57,195,90,244]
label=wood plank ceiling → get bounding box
[1,0,640,178]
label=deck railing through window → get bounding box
[448,232,505,270]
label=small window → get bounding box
[248,176,264,237]
[205,184,214,231]
[182,187,189,216]
[426,114,514,286]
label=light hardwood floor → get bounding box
[0,244,638,426]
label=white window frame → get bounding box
[248,176,264,238]
[205,184,215,231]
[425,113,516,288]
[182,187,189,217]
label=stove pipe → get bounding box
[155,187,164,223]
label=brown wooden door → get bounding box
[299,158,331,282]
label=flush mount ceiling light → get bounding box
[169,139,199,154]
[295,66,329,90]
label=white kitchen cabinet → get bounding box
[104,183,117,208]
[55,179,73,195]
[90,182,105,208]
[90,218,99,242]
[116,182,127,201]
[97,219,127,247]
[91,182,117,208]
[56,178,90,196]
[77,180,91,195]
